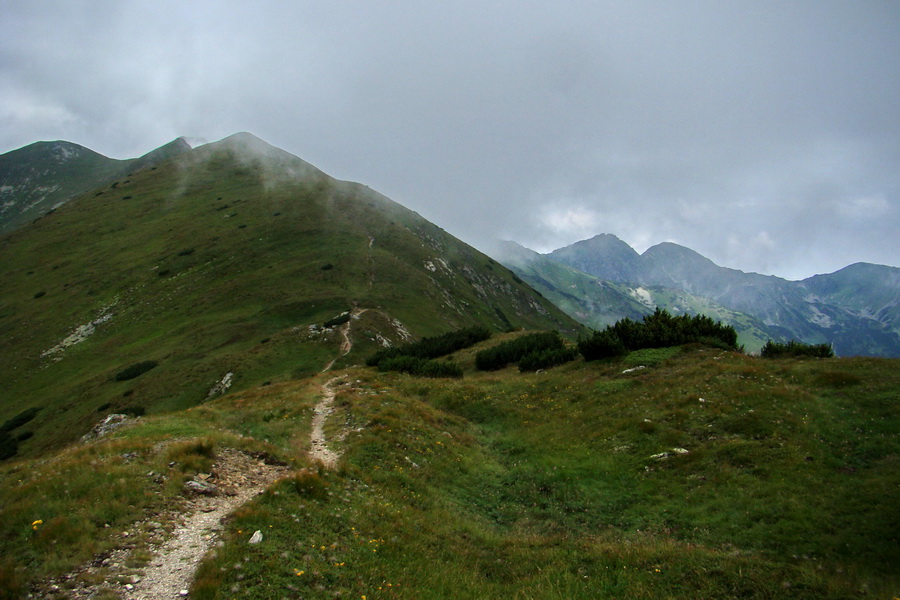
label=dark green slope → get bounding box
[0,137,191,234]
[0,133,578,457]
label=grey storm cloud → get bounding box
[2,0,898,280]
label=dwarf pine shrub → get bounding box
[518,346,579,372]
[475,331,564,371]
[0,432,17,460]
[760,339,834,358]
[324,312,351,328]
[579,309,739,361]
[378,356,463,378]
[577,329,628,361]
[0,407,40,433]
[367,325,491,367]
[114,360,159,381]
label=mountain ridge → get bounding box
[501,235,900,356]
[0,133,579,458]
[0,136,191,234]
[0,135,897,599]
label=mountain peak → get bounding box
[642,241,714,265]
[548,233,641,282]
[212,132,281,155]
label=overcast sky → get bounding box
[2,1,898,280]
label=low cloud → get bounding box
[0,1,897,279]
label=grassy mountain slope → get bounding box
[0,138,190,235]
[1,341,897,598]
[0,133,578,459]
[1,134,895,599]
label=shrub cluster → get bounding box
[0,407,41,461]
[0,433,16,461]
[518,346,579,372]
[0,407,40,433]
[324,312,351,328]
[760,339,834,358]
[114,360,159,381]
[121,405,146,417]
[579,309,739,361]
[378,356,463,378]
[475,331,570,371]
[367,325,491,367]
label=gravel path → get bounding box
[127,449,289,599]
[309,377,342,468]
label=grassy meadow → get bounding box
[2,336,897,599]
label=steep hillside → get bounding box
[0,133,578,458]
[0,137,190,234]
[545,234,900,356]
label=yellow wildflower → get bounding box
[31,519,43,530]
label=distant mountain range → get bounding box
[498,234,900,356]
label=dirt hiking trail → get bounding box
[41,314,358,598]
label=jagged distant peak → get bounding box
[550,233,640,257]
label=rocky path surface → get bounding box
[308,377,343,469]
[43,449,289,599]
[322,307,367,372]
[124,450,289,599]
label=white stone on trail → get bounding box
[122,449,289,600]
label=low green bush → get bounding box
[114,360,159,381]
[378,356,463,378]
[367,325,491,367]
[324,312,351,328]
[579,309,739,361]
[577,329,627,361]
[121,405,146,417]
[0,432,17,461]
[518,346,578,372]
[0,407,40,433]
[475,331,564,371]
[760,339,834,358]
